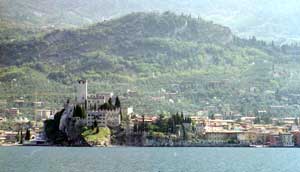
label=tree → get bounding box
[254,117,261,124]
[295,118,299,126]
[209,113,215,120]
[99,102,114,110]
[19,129,23,144]
[73,105,86,118]
[115,96,121,108]
[133,124,138,132]
[181,123,187,140]
[108,98,113,106]
[96,126,99,134]
[16,130,20,142]
[175,112,180,124]
[142,115,145,132]
[92,119,98,130]
[25,128,31,141]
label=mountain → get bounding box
[1,12,300,116]
[1,0,300,42]
[0,12,233,65]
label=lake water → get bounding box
[0,147,299,172]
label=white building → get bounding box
[36,109,52,121]
[87,109,121,128]
[87,93,113,110]
[122,107,133,117]
[8,108,20,115]
[280,133,294,147]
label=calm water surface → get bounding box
[0,147,299,172]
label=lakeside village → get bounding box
[2,81,300,147]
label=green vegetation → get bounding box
[73,105,86,118]
[2,0,300,42]
[82,127,111,145]
[24,128,30,141]
[1,12,300,118]
[134,113,193,140]
[99,98,114,110]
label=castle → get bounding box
[76,80,121,128]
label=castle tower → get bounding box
[76,80,87,104]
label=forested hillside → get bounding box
[1,0,300,42]
[1,12,300,116]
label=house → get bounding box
[14,117,29,123]
[281,117,297,126]
[132,115,158,125]
[126,89,138,97]
[237,131,258,145]
[205,131,242,144]
[14,99,25,107]
[0,130,4,144]
[250,87,258,93]
[223,113,242,120]
[206,119,235,131]
[214,114,223,120]
[0,117,7,123]
[269,134,281,147]
[151,96,165,101]
[240,117,256,124]
[250,124,288,134]
[9,108,20,115]
[269,105,287,115]
[32,101,45,107]
[257,110,267,115]
[195,110,209,117]
[131,115,158,133]
[269,133,294,147]
[122,107,134,116]
[280,133,294,147]
[164,92,178,99]
[36,109,52,121]
[195,123,206,135]
[87,109,121,128]
[0,131,18,143]
[87,92,113,109]
[207,80,228,89]
[256,132,270,145]
[291,131,300,146]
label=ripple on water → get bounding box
[0,147,299,172]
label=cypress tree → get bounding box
[19,129,23,144]
[175,112,179,125]
[295,118,299,126]
[73,105,86,118]
[25,128,31,141]
[115,96,121,108]
[96,126,99,133]
[93,119,98,130]
[181,112,184,123]
[108,98,113,106]
[16,130,20,142]
[142,115,145,132]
